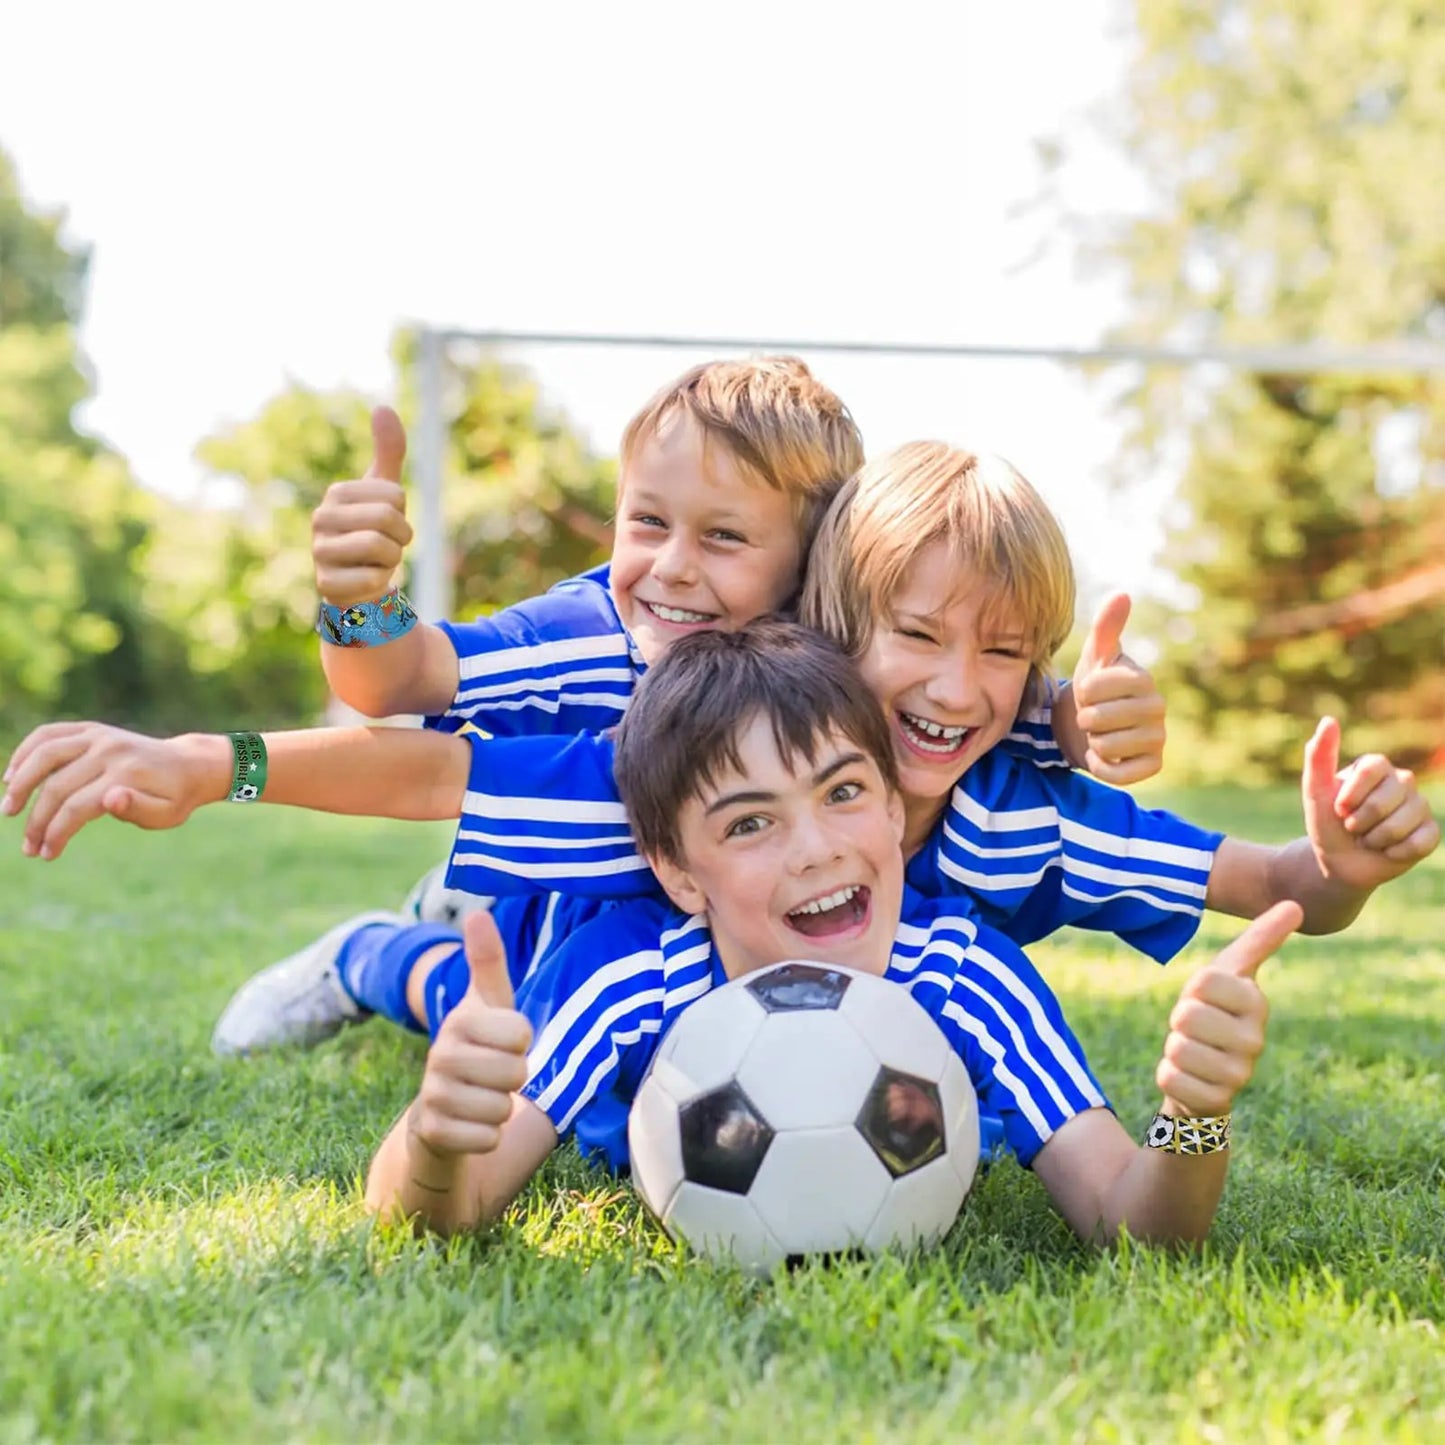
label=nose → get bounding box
[921,644,980,718]
[652,529,699,587]
[786,810,845,877]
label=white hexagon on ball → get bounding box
[664,1182,785,1275]
[735,1011,880,1131]
[650,983,768,1100]
[747,1125,892,1255]
[626,1068,686,1219]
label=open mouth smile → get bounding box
[896,710,975,761]
[784,884,872,940]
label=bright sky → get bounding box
[0,0,1175,609]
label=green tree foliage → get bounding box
[0,150,175,735]
[1102,1,1445,778]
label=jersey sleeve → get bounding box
[908,748,1223,964]
[999,679,1069,769]
[517,898,672,1148]
[902,914,1111,1167]
[445,731,660,900]
[424,571,638,738]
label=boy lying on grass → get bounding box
[365,619,1303,1248]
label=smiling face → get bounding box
[649,715,907,982]
[856,539,1034,848]
[609,412,805,665]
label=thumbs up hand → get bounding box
[408,914,533,1161]
[1301,717,1440,892]
[1154,900,1301,1118]
[1070,593,1167,786]
[313,406,415,607]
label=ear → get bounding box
[887,787,906,848]
[648,850,708,916]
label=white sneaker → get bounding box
[401,861,493,926]
[211,911,404,1057]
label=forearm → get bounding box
[365,1107,491,1235]
[184,726,470,821]
[1207,837,1369,935]
[1091,1126,1229,1247]
[321,623,457,718]
[1033,1105,1228,1249]
[364,1097,556,1235]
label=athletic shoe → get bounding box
[401,861,493,926]
[211,911,403,1057]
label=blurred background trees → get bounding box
[1097,0,1445,777]
[0,144,612,738]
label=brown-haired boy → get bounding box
[366,619,1301,1250]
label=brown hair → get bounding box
[800,441,1076,704]
[614,617,899,867]
[619,356,863,553]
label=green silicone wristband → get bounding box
[227,732,268,802]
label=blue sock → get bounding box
[335,922,463,1035]
[421,946,474,1041]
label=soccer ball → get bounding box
[627,961,979,1274]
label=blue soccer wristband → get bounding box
[316,588,420,647]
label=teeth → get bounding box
[789,884,861,917]
[648,602,713,624]
[900,712,970,752]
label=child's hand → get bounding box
[407,913,532,1164]
[312,406,413,608]
[1,723,228,859]
[1071,593,1167,786]
[1156,900,1300,1117]
[1302,717,1440,892]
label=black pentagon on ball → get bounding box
[856,1067,947,1177]
[679,1082,775,1194]
[746,961,852,1013]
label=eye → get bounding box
[986,644,1027,660]
[826,780,863,805]
[898,627,935,644]
[708,528,746,544]
[631,512,667,529]
[725,813,768,839]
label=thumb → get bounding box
[365,405,407,484]
[1213,899,1303,981]
[102,785,181,830]
[1301,716,1342,809]
[1077,591,1131,676]
[464,911,515,1011]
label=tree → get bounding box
[1089,0,1445,777]
[0,146,170,735]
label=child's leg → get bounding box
[336,921,461,1033]
[212,913,457,1057]
[404,941,473,1039]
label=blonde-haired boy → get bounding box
[314,355,864,725]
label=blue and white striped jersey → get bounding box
[516,888,1109,1173]
[425,565,646,737]
[447,732,1221,963]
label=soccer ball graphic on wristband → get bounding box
[627,961,980,1274]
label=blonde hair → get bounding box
[800,441,1076,704]
[619,356,863,548]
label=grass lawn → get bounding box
[2,785,1442,1442]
